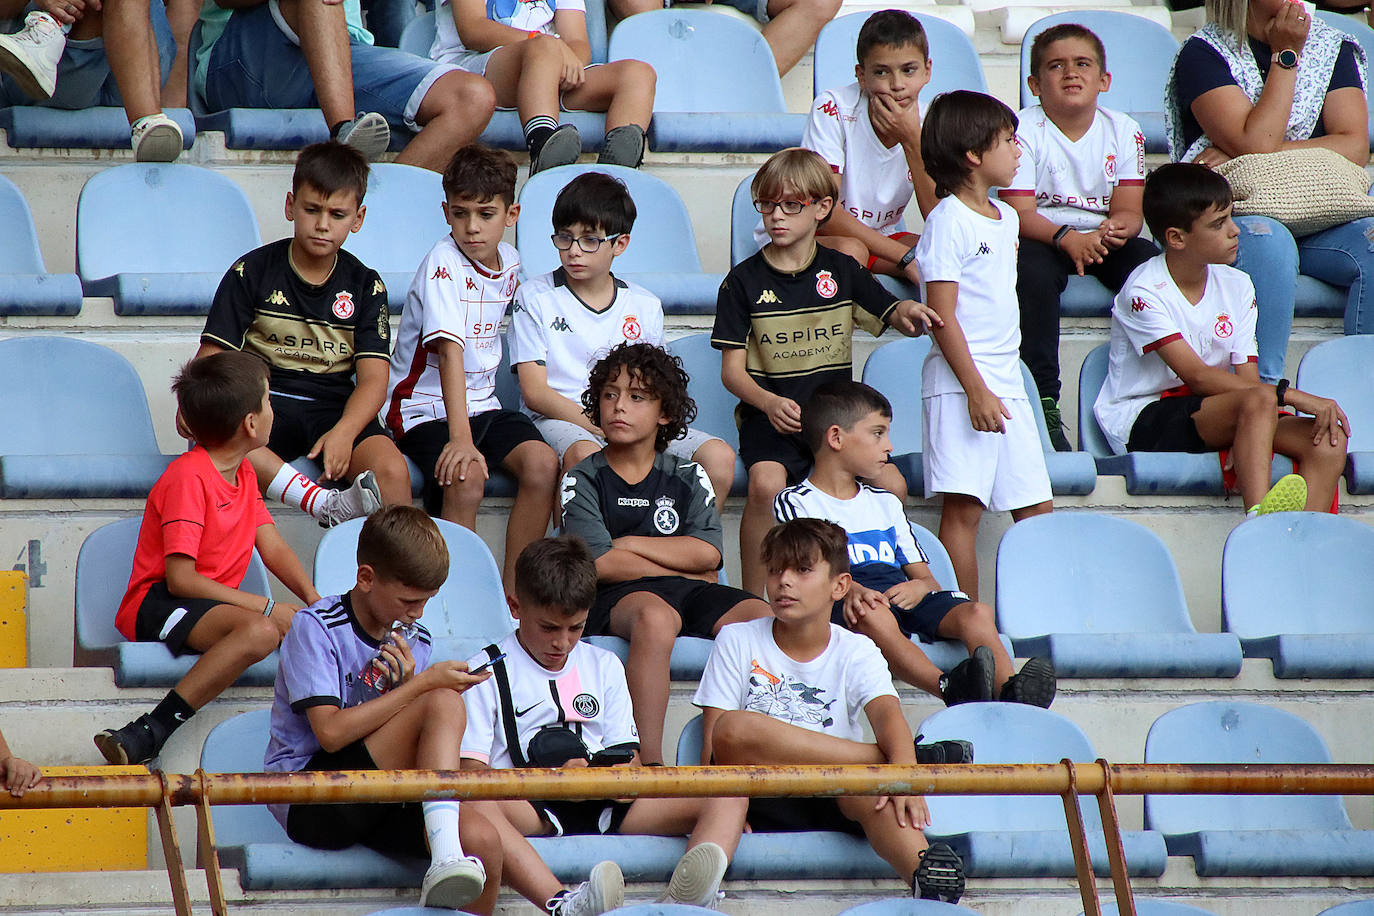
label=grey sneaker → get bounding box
[420,854,486,908]
[0,10,62,101]
[548,861,624,916]
[531,123,581,174]
[130,113,183,163]
[659,841,727,908]
[597,123,646,168]
[317,469,382,528]
[334,111,391,161]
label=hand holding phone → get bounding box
[589,748,636,767]
[469,652,507,675]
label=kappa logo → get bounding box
[756,289,781,305]
[1214,314,1234,339]
[333,290,355,320]
[1250,297,1257,310]
[267,290,289,307]
[622,315,642,340]
[233,260,245,277]
[1130,296,1149,312]
[815,270,837,298]
[818,100,839,118]
[653,496,680,534]
[975,242,991,256]
[465,277,478,291]
[373,278,386,297]
[431,265,452,281]
[1104,154,1117,181]
[550,316,573,333]
[1134,130,1146,174]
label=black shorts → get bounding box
[738,411,812,486]
[1126,396,1208,453]
[267,393,390,463]
[398,410,545,514]
[836,565,969,642]
[133,581,220,655]
[588,575,759,639]
[746,796,865,837]
[536,799,633,836]
[285,740,427,858]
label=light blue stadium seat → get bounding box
[814,12,987,100]
[602,906,720,916]
[0,174,82,315]
[1297,336,1374,493]
[398,10,436,56]
[661,333,746,496]
[838,900,981,916]
[1077,342,1294,493]
[860,336,931,490]
[608,10,804,152]
[0,337,175,498]
[343,163,450,311]
[1222,512,1374,677]
[75,519,276,687]
[1018,362,1097,495]
[1077,904,1218,916]
[0,106,194,150]
[1017,11,1177,154]
[363,909,453,916]
[516,164,723,313]
[996,513,1241,677]
[1316,11,1374,145]
[918,703,1167,877]
[905,520,1015,671]
[1319,903,1374,915]
[76,164,261,315]
[314,517,512,661]
[1144,701,1374,876]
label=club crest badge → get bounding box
[622,315,642,340]
[333,291,355,320]
[653,496,679,534]
[815,270,837,298]
[1214,314,1233,338]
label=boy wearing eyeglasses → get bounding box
[387,144,560,591]
[512,171,738,501]
[712,147,939,596]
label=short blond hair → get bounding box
[1205,0,1249,45]
[750,148,837,208]
[357,505,450,591]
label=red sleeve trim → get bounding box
[999,189,1035,197]
[1245,355,1258,362]
[829,164,841,174]
[1142,332,1183,354]
[1117,179,1145,186]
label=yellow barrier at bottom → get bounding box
[0,766,147,872]
[0,571,27,667]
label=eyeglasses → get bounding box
[551,232,622,253]
[752,199,818,216]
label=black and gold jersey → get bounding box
[202,239,391,402]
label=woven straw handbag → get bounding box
[1214,147,1374,236]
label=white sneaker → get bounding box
[131,112,183,163]
[548,861,624,916]
[334,111,391,160]
[0,11,64,101]
[419,854,486,909]
[317,469,382,528]
[659,841,727,908]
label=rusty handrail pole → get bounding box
[1061,760,1101,916]
[1108,764,1374,795]
[1095,760,1136,916]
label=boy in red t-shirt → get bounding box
[95,352,321,766]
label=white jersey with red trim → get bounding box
[386,235,520,434]
[1095,254,1258,454]
[1002,105,1146,231]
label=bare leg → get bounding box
[481,36,562,124]
[606,0,660,17]
[398,69,495,171]
[248,447,288,495]
[690,438,738,506]
[741,461,787,596]
[465,799,564,906]
[104,0,161,122]
[853,603,944,697]
[759,0,841,76]
[499,440,558,590]
[837,793,927,882]
[937,494,983,601]
[817,235,870,267]
[712,710,886,765]
[348,435,413,505]
[278,0,355,127]
[562,439,601,475]
[176,605,283,707]
[1192,387,1281,510]
[561,58,655,129]
[620,795,747,857]
[160,0,198,107]
[608,593,683,765]
[1273,414,1348,511]
[440,461,487,530]
[710,598,771,633]
[936,599,1012,689]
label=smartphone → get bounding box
[589,748,636,767]
[468,652,507,675]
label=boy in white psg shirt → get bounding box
[915,90,1052,602]
[386,145,559,590]
[461,537,747,913]
[1095,164,1349,517]
[1000,23,1157,451]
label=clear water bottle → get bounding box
[350,620,418,705]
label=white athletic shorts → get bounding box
[922,393,1052,512]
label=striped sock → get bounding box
[523,114,558,157]
[265,464,327,520]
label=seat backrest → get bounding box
[909,520,957,589]
[516,164,702,276]
[1222,512,1374,638]
[608,10,786,113]
[860,337,933,457]
[1020,360,1055,452]
[495,330,521,412]
[1317,902,1374,916]
[917,703,1098,833]
[344,163,449,279]
[730,173,760,267]
[676,713,704,765]
[76,164,261,281]
[1296,336,1374,453]
[1144,701,1351,833]
[0,174,47,273]
[996,513,1194,638]
[664,334,739,451]
[76,518,272,652]
[398,10,436,56]
[837,900,981,916]
[1083,904,1220,916]
[0,337,162,456]
[313,517,513,657]
[1017,11,1179,115]
[1077,343,1114,457]
[200,709,291,846]
[814,11,987,100]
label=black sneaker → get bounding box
[530,123,582,174]
[914,842,965,903]
[597,123,646,168]
[914,733,974,764]
[939,645,995,706]
[999,656,1057,708]
[94,714,168,766]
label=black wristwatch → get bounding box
[1052,225,1072,249]
[1274,48,1300,70]
[898,243,918,268]
[1275,378,1290,407]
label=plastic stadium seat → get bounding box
[0,106,194,150]
[75,164,261,315]
[314,517,512,661]
[1319,903,1374,915]
[1076,904,1218,916]
[607,10,805,152]
[997,514,1242,677]
[343,163,450,311]
[0,174,83,315]
[1144,701,1374,876]
[596,907,720,916]
[837,901,981,916]
[1297,336,1374,493]
[516,164,723,313]
[0,337,175,498]
[75,519,276,687]
[663,332,746,495]
[814,12,987,100]
[860,336,932,490]
[1077,343,1294,494]
[917,703,1167,877]
[1017,11,1178,153]
[1222,512,1374,677]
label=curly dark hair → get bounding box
[581,342,697,452]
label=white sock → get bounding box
[265,464,327,520]
[423,800,464,862]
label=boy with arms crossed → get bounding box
[915,91,1053,601]
[196,141,408,528]
[776,380,1055,708]
[462,536,747,914]
[512,170,737,502]
[96,352,319,765]
[1095,163,1349,517]
[696,518,966,904]
[560,343,772,765]
[386,145,560,590]
[266,505,501,909]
